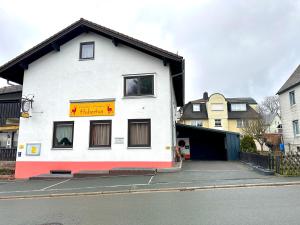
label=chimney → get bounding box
[203,92,208,100]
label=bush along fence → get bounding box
[240,151,300,176]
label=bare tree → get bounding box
[259,96,280,118]
[242,116,267,151]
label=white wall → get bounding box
[18,32,174,162]
[279,86,300,151]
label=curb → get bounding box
[1,180,300,200]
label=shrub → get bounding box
[0,168,14,175]
[241,135,257,153]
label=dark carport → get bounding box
[176,124,240,161]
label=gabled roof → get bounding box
[0,18,184,105]
[277,65,300,95]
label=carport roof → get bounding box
[176,123,240,136]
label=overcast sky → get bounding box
[1,0,300,103]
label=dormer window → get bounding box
[193,104,200,112]
[80,42,95,60]
[231,103,246,111]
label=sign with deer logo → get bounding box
[69,101,115,117]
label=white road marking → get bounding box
[40,179,71,191]
[148,176,154,184]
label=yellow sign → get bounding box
[21,112,30,118]
[31,146,37,154]
[70,101,115,117]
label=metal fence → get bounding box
[240,152,271,170]
[0,148,17,161]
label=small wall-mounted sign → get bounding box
[114,137,124,144]
[18,152,21,157]
[21,112,30,118]
[69,101,115,117]
[19,144,24,150]
[26,143,41,156]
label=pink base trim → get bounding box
[15,161,173,179]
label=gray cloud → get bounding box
[1,0,300,103]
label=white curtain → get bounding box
[81,44,93,58]
[56,125,73,146]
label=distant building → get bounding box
[179,92,259,134]
[277,65,300,152]
[263,113,282,134]
[0,85,22,159]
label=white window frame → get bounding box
[192,104,201,112]
[191,120,203,127]
[289,91,296,106]
[293,120,300,137]
[231,103,247,111]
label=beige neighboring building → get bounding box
[179,92,259,134]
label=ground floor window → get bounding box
[89,120,112,147]
[53,121,74,148]
[191,120,203,127]
[215,119,222,127]
[293,120,299,136]
[0,131,18,149]
[128,119,151,147]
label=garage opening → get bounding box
[176,124,240,161]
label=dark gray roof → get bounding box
[0,18,184,106]
[0,85,22,95]
[181,102,208,120]
[277,65,300,94]
[226,98,257,104]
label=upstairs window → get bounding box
[215,119,222,127]
[211,103,224,111]
[53,121,74,148]
[80,42,94,59]
[289,91,296,106]
[293,120,299,136]
[124,75,154,96]
[237,119,247,128]
[193,104,201,112]
[231,103,247,111]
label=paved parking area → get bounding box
[0,161,300,198]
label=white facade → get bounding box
[16,32,178,178]
[279,85,300,152]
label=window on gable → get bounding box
[89,120,112,147]
[215,119,222,127]
[53,121,74,148]
[80,42,94,59]
[124,75,154,96]
[231,104,247,111]
[193,104,200,112]
[289,91,296,106]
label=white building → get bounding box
[0,19,185,179]
[278,65,300,152]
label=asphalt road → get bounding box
[1,184,300,225]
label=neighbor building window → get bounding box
[191,120,203,127]
[289,91,296,106]
[237,119,247,128]
[211,103,224,111]
[193,104,201,112]
[215,119,222,127]
[89,120,112,147]
[231,103,247,111]
[80,42,95,59]
[128,119,151,147]
[53,121,74,148]
[124,75,154,96]
[293,120,299,136]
